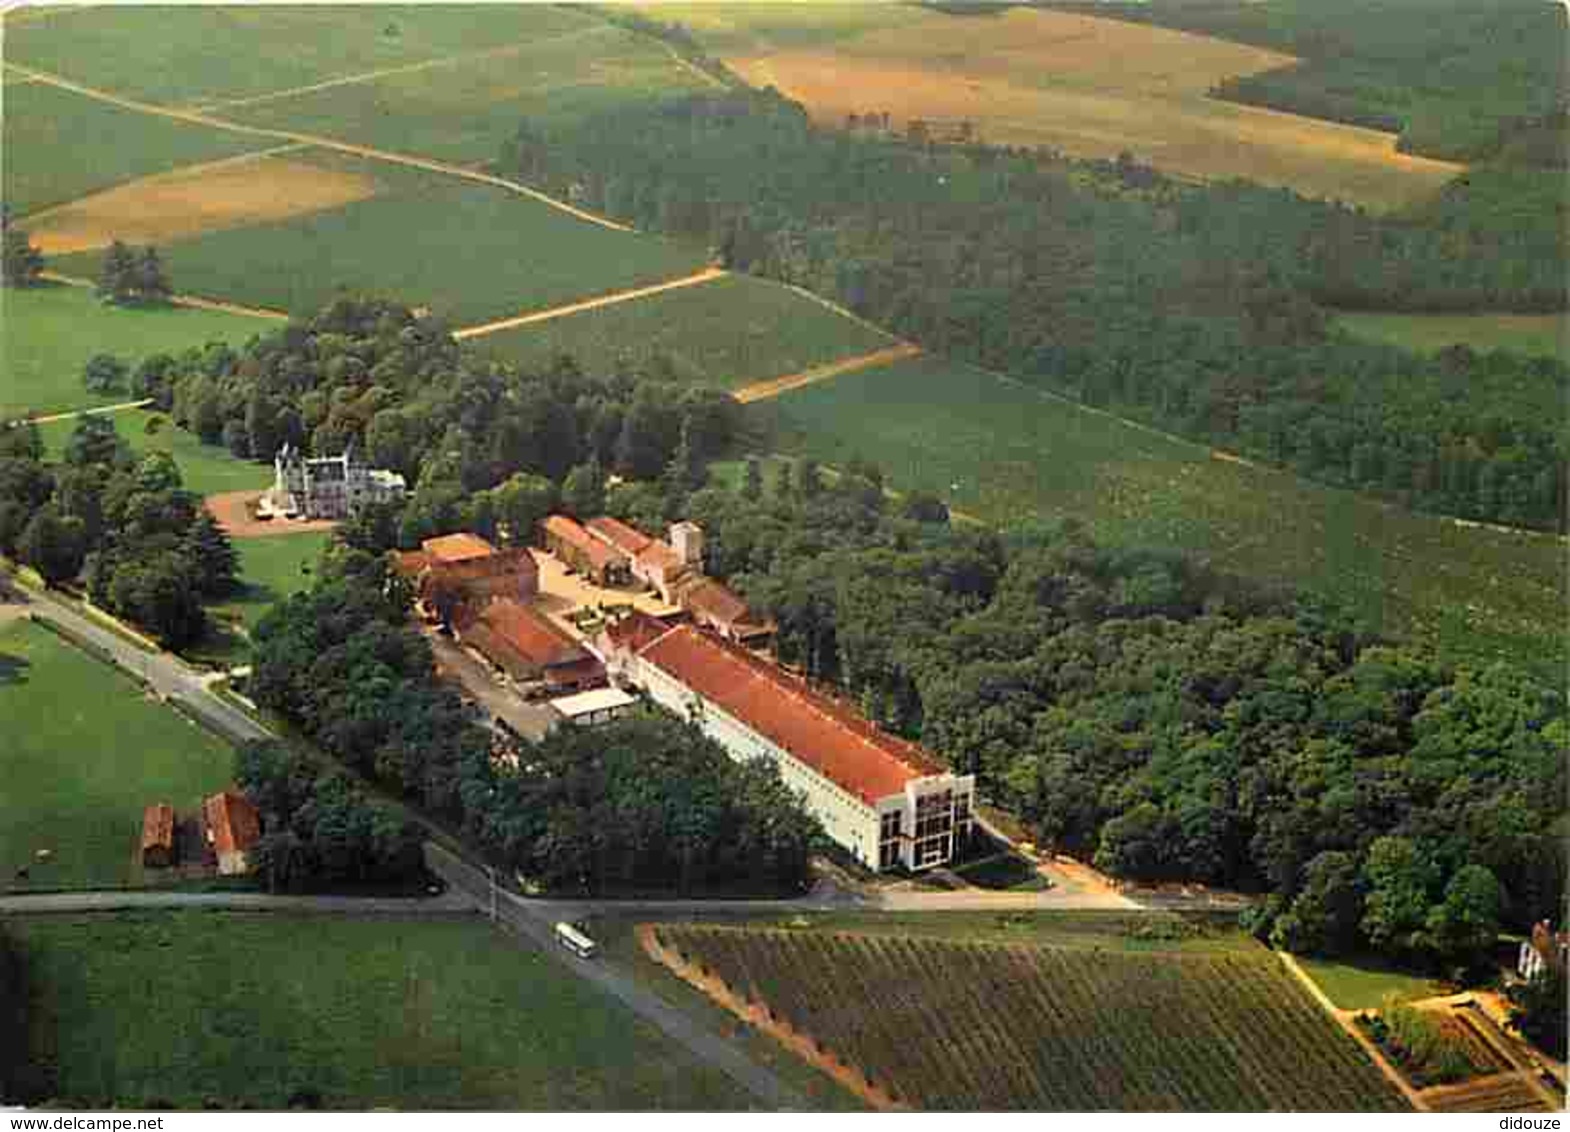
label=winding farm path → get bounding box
[453,266,728,339]
[732,343,923,404]
[37,269,290,320]
[4,61,634,233]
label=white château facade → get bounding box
[602,616,975,872]
[267,443,406,520]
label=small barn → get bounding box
[204,790,261,876]
[141,803,175,869]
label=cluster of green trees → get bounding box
[502,91,1568,530]
[127,298,738,548]
[1,206,44,288]
[96,240,171,306]
[673,465,1564,966]
[0,418,238,647]
[236,740,426,892]
[1050,0,1564,164]
[248,545,819,895]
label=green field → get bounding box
[1337,310,1567,361]
[657,922,1407,1110]
[53,155,710,325]
[623,2,918,55]
[1,82,263,216]
[0,619,234,891]
[478,274,892,387]
[1298,956,1450,1012]
[8,912,750,1110]
[761,356,1566,674]
[35,411,272,497]
[210,532,332,634]
[2,284,270,419]
[1,5,596,107]
[231,22,711,165]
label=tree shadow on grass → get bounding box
[0,652,30,686]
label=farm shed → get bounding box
[204,790,261,876]
[140,803,176,869]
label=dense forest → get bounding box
[503,91,1568,531]
[654,462,1565,966]
[1040,0,1566,165]
[248,543,818,895]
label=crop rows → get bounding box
[660,925,1409,1111]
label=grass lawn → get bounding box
[34,410,272,498]
[210,532,332,633]
[1,5,596,107]
[1337,310,1567,362]
[2,81,263,216]
[2,284,270,419]
[55,155,710,326]
[761,355,1567,677]
[8,912,751,1110]
[231,21,711,165]
[477,273,893,389]
[0,619,235,891]
[1297,955,1450,1012]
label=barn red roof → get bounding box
[392,550,430,577]
[543,515,625,571]
[604,609,680,652]
[586,516,653,556]
[681,578,752,627]
[204,790,260,857]
[141,803,174,851]
[423,533,498,564]
[636,540,685,574]
[637,626,943,803]
[462,598,592,678]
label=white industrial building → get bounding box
[601,615,975,871]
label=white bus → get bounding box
[554,921,597,958]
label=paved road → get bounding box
[423,843,811,1111]
[425,629,556,742]
[0,890,474,916]
[18,587,270,746]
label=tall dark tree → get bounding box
[1,210,43,287]
[96,240,138,303]
[18,505,87,586]
[182,510,239,597]
[136,245,172,302]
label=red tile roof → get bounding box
[636,540,685,575]
[392,550,430,577]
[586,516,653,556]
[204,790,260,857]
[637,626,944,803]
[543,515,626,572]
[681,578,752,627]
[141,803,174,851]
[423,533,498,564]
[604,609,681,653]
[463,598,590,677]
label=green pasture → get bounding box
[2,284,269,419]
[54,155,710,326]
[761,356,1566,675]
[1297,956,1450,1012]
[624,2,918,55]
[34,410,271,498]
[8,912,750,1110]
[1337,310,1566,362]
[1,5,595,107]
[210,532,332,634]
[1,82,262,216]
[0,619,234,891]
[232,22,710,165]
[478,273,892,388]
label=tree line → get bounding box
[499,90,1568,530]
[247,543,818,895]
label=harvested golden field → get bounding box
[721,7,1461,209]
[25,146,379,254]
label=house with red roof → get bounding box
[602,619,975,872]
[203,790,261,876]
[391,532,538,623]
[457,597,605,693]
[541,515,631,586]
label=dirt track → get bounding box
[732,343,922,404]
[38,270,289,320]
[453,266,727,339]
[206,490,338,539]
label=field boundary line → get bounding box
[3,62,637,235]
[186,30,604,113]
[774,278,902,340]
[1278,951,1429,1112]
[640,924,906,1111]
[37,269,291,321]
[733,343,923,404]
[18,142,312,224]
[454,266,728,339]
[23,398,154,424]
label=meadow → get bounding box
[655,922,1408,1110]
[477,274,893,388]
[209,532,332,634]
[1,82,262,216]
[1337,311,1566,362]
[1,5,597,107]
[1296,956,1449,1013]
[230,22,712,165]
[761,356,1566,675]
[2,285,270,419]
[8,912,750,1110]
[35,411,272,498]
[0,619,234,891]
[53,155,710,325]
[699,5,1459,209]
